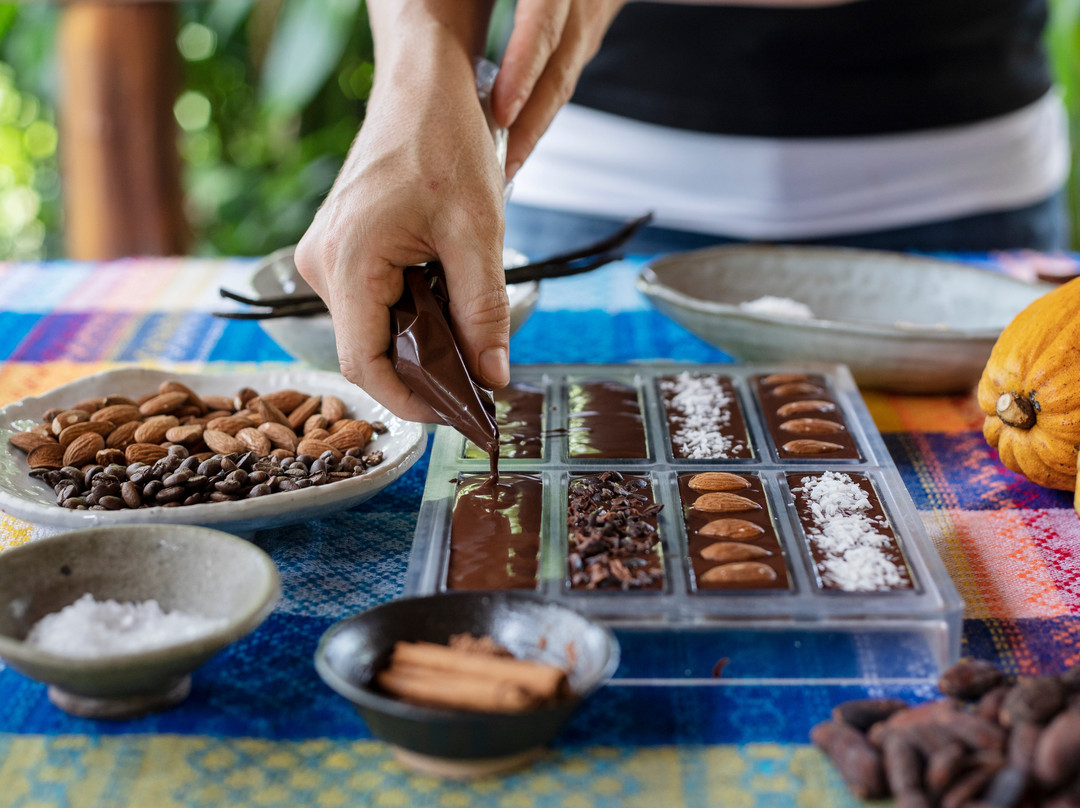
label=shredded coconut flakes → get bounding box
[795,471,910,592]
[660,372,746,459]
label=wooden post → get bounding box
[58,2,190,259]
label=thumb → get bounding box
[439,247,511,390]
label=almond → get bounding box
[71,396,106,414]
[58,420,114,447]
[233,387,259,410]
[165,424,205,446]
[779,418,845,434]
[321,395,346,424]
[699,519,765,540]
[326,421,373,451]
[236,427,271,456]
[126,443,169,464]
[760,372,811,386]
[51,409,90,435]
[687,472,751,493]
[699,561,777,586]
[103,394,139,407]
[782,439,845,455]
[206,415,255,435]
[297,437,342,461]
[203,408,233,421]
[700,542,771,563]
[269,448,294,461]
[306,427,330,441]
[256,389,308,415]
[41,407,64,422]
[91,404,141,426]
[204,429,245,455]
[693,492,761,513]
[287,395,322,431]
[255,397,290,427]
[776,399,837,418]
[63,432,105,467]
[134,415,180,444]
[303,414,328,435]
[258,422,298,452]
[139,391,189,417]
[105,421,140,450]
[8,431,57,453]
[200,395,234,412]
[27,443,65,469]
[158,380,208,414]
[95,448,127,466]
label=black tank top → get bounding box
[571,0,1052,137]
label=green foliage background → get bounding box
[0,0,1075,260]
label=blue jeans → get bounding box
[505,191,1069,258]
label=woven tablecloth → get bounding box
[0,257,1076,808]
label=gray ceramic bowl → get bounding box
[636,245,1054,393]
[0,524,280,718]
[315,592,619,777]
[247,247,540,372]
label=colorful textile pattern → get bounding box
[0,256,1077,807]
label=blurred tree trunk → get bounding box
[58,2,190,259]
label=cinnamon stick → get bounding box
[390,641,568,700]
[375,666,540,714]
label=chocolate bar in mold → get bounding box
[679,472,790,592]
[786,470,915,592]
[658,372,753,460]
[463,380,545,459]
[567,378,648,459]
[446,473,543,590]
[753,372,860,460]
[567,471,664,591]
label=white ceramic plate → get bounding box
[636,245,1054,393]
[245,246,540,371]
[0,367,427,535]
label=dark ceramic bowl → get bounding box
[314,592,619,774]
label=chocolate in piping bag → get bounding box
[389,263,499,457]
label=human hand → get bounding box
[491,0,627,179]
[295,48,509,424]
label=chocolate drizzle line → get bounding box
[567,471,664,590]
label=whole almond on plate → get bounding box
[51,409,90,435]
[297,438,342,461]
[9,431,57,453]
[206,415,254,435]
[71,396,106,414]
[63,432,105,467]
[103,395,139,407]
[687,472,750,492]
[204,429,245,455]
[126,443,169,464]
[106,421,140,450]
[165,424,204,446]
[158,380,208,414]
[257,389,307,415]
[287,395,322,431]
[326,421,373,451]
[27,443,65,469]
[58,420,114,447]
[96,448,127,466]
[306,427,330,441]
[321,395,346,424]
[92,404,141,426]
[303,414,328,435]
[236,427,271,456]
[139,391,189,417]
[693,492,761,513]
[134,415,180,444]
[233,387,259,410]
[255,397,290,427]
[258,422,298,452]
[201,395,235,413]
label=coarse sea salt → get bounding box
[26,594,228,658]
[660,372,745,459]
[739,296,814,319]
[795,471,910,592]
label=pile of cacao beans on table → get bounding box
[813,659,1080,807]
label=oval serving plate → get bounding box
[636,245,1054,393]
[247,246,540,372]
[0,367,426,534]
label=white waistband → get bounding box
[509,92,1070,239]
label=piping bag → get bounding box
[389,263,500,467]
[387,59,506,474]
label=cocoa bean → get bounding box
[1000,677,1067,726]
[981,765,1030,807]
[939,659,1006,701]
[1034,709,1080,790]
[810,720,887,800]
[941,765,1001,808]
[977,686,1012,723]
[925,741,969,798]
[1007,721,1042,772]
[883,732,923,796]
[832,698,909,732]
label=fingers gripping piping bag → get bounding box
[389,263,501,477]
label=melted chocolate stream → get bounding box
[389,263,501,478]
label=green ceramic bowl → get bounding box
[0,524,280,718]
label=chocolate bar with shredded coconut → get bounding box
[658,372,752,460]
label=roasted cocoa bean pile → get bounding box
[813,658,1080,807]
[7,381,388,510]
[567,471,664,590]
